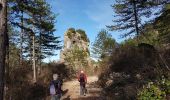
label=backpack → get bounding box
[50,83,56,95]
[50,80,62,95]
[79,74,85,82]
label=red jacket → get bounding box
[78,73,87,83]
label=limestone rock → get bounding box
[59,28,92,71]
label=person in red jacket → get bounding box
[78,70,87,96]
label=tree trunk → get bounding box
[5,15,9,100]
[0,0,7,99]
[38,16,42,75]
[4,0,8,98]
[38,31,42,75]
[32,34,37,83]
[133,0,139,40]
[19,11,24,66]
[28,34,33,67]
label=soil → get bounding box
[61,76,103,100]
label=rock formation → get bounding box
[60,28,92,72]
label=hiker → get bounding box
[50,74,63,100]
[78,70,87,96]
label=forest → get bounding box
[0,0,170,100]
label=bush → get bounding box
[138,77,170,100]
[138,82,165,100]
[76,29,89,42]
[5,61,74,100]
[98,44,170,99]
[67,28,76,39]
[5,64,47,100]
[42,62,75,80]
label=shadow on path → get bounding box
[62,89,69,95]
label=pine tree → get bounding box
[92,29,116,59]
[108,0,154,39]
[30,0,61,74]
[8,0,61,82]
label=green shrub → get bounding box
[68,28,76,33]
[138,78,170,100]
[76,29,89,42]
[160,77,170,95]
[98,45,170,99]
[67,28,76,39]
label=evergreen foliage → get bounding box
[92,29,116,59]
[154,3,170,44]
[108,0,159,38]
[67,28,76,39]
[76,29,89,42]
[8,0,61,61]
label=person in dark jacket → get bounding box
[50,74,63,100]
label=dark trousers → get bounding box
[80,82,86,95]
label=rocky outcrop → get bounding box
[59,28,92,71]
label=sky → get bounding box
[43,0,125,62]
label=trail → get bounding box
[61,76,103,100]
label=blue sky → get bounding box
[44,0,124,62]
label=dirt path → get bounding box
[61,76,103,100]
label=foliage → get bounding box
[64,45,88,71]
[85,48,90,55]
[8,0,61,61]
[8,26,20,67]
[97,1,170,100]
[5,60,73,100]
[44,62,74,80]
[4,0,62,99]
[139,24,160,46]
[67,28,76,39]
[159,76,170,96]
[154,4,170,44]
[120,38,138,47]
[120,24,160,47]
[110,45,160,76]
[138,77,170,100]
[68,28,76,33]
[92,29,116,59]
[5,63,47,100]
[98,44,170,99]
[138,83,165,100]
[66,28,90,42]
[76,29,90,42]
[108,0,156,38]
